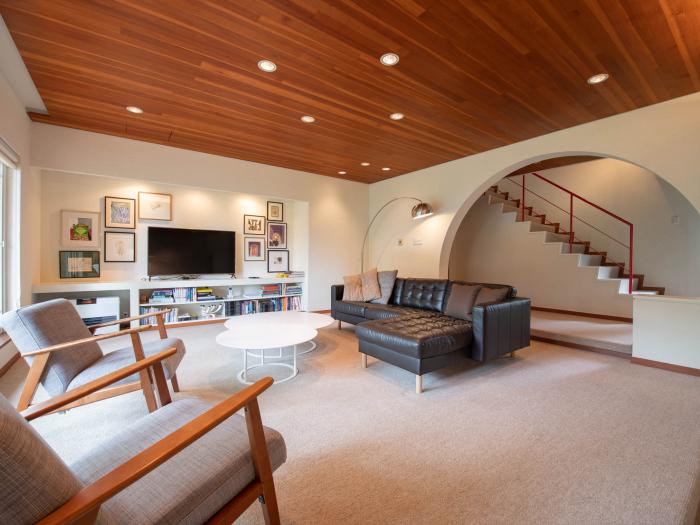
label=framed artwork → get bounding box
[59,251,100,278]
[267,249,289,273]
[267,201,283,222]
[244,214,265,235]
[104,232,136,262]
[244,237,265,261]
[138,192,172,221]
[267,222,287,248]
[105,196,136,229]
[61,210,100,248]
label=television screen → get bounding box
[148,227,235,276]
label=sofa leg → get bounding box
[361,353,367,368]
[416,375,423,394]
[509,351,515,358]
[337,320,341,330]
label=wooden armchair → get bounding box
[0,298,186,413]
[0,349,285,525]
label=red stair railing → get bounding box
[506,172,634,294]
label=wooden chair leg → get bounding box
[17,353,49,411]
[130,332,157,412]
[245,399,281,525]
[151,362,172,407]
[170,373,180,393]
[416,375,423,394]
[361,353,367,368]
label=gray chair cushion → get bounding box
[0,299,103,396]
[0,395,82,525]
[369,270,398,305]
[69,337,186,390]
[70,398,287,525]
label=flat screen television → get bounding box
[147,227,235,276]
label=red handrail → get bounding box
[507,172,634,294]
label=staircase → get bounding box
[486,185,665,297]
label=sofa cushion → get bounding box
[342,274,363,301]
[396,279,449,312]
[370,270,398,305]
[363,304,435,321]
[475,286,510,306]
[70,398,286,525]
[360,268,382,301]
[356,314,472,359]
[334,301,367,318]
[444,284,482,320]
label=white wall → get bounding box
[30,124,368,311]
[367,93,700,281]
[39,170,308,283]
[633,296,700,370]
[451,159,700,298]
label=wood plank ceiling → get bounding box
[1,0,699,183]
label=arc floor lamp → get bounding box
[360,197,433,272]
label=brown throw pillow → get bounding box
[475,286,509,307]
[342,274,363,301]
[370,270,398,305]
[360,268,381,301]
[444,284,482,320]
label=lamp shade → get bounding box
[411,202,433,219]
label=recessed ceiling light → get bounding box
[338,171,347,175]
[389,112,404,120]
[125,106,143,114]
[587,73,609,85]
[382,167,391,171]
[257,59,277,73]
[300,115,316,123]
[380,53,400,66]
[361,162,370,166]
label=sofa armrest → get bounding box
[331,284,344,317]
[471,297,531,362]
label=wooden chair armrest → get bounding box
[21,348,177,421]
[38,377,274,525]
[22,325,152,357]
[88,309,173,332]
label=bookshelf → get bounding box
[32,276,306,328]
[138,281,303,326]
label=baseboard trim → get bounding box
[531,335,631,359]
[313,309,331,314]
[630,357,700,377]
[0,351,20,377]
[532,306,632,323]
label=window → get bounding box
[0,136,20,313]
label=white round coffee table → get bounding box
[224,311,334,355]
[216,324,317,384]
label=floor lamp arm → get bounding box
[360,197,422,272]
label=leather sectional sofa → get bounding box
[331,278,531,393]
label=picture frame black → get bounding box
[59,250,100,278]
[244,214,266,235]
[267,201,284,222]
[267,221,287,248]
[267,249,289,273]
[104,196,136,229]
[104,231,136,262]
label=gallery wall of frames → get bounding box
[42,170,308,281]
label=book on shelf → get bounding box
[139,306,179,325]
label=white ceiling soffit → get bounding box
[0,14,46,113]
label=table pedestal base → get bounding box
[238,345,299,384]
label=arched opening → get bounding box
[442,153,700,350]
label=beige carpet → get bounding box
[531,310,633,354]
[2,324,700,524]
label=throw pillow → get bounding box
[475,286,510,307]
[342,274,364,301]
[370,270,398,305]
[443,284,482,320]
[360,268,382,302]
